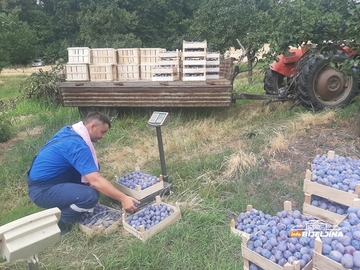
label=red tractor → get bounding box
[264,44,360,110]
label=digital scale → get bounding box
[112,111,172,210]
[137,111,171,208]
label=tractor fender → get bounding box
[269,48,304,78]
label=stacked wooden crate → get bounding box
[206,52,220,80]
[139,48,162,80]
[89,48,117,81]
[65,47,91,81]
[116,48,140,81]
[303,149,360,224]
[182,40,207,81]
[152,49,181,81]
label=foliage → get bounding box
[19,63,65,105]
[0,114,13,142]
[0,12,37,66]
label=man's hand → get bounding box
[121,195,140,212]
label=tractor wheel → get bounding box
[297,53,359,111]
[263,69,290,95]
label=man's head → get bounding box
[83,112,111,142]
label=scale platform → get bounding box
[111,181,172,212]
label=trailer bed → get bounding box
[59,78,234,108]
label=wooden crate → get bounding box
[230,201,292,238]
[206,73,220,80]
[122,196,181,242]
[140,64,156,80]
[91,48,117,64]
[140,48,162,64]
[182,40,207,50]
[65,64,89,81]
[78,204,122,238]
[206,52,220,65]
[117,48,140,65]
[241,233,313,270]
[67,47,91,64]
[114,175,164,200]
[116,64,140,81]
[89,64,116,81]
[312,237,352,270]
[152,74,180,82]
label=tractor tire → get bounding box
[263,69,289,95]
[297,53,359,111]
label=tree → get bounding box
[187,0,270,82]
[0,12,37,67]
[77,0,141,48]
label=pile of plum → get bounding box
[311,195,348,215]
[244,209,315,269]
[125,203,174,231]
[311,153,360,193]
[235,205,360,269]
[117,171,161,190]
[321,206,360,269]
[79,204,122,229]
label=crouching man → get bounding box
[27,112,139,235]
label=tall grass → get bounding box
[0,75,27,99]
[0,72,360,269]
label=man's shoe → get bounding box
[58,221,71,236]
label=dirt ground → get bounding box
[1,65,53,76]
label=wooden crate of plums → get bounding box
[78,204,122,237]
[114,170,164,200]
[122,195,181,242]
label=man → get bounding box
[27,112,139,235]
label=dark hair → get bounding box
[83,111,111,129]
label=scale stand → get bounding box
[147,111,170,182]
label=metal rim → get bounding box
[314,65,353,105]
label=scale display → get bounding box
[148,111,169,127]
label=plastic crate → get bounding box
[122,196,181,242]
[89,64,116,81]
[116,64,140,81]
[91,48,117,64]
[67,47,91,64]
[65,64,89,81]
[117,48,140,65]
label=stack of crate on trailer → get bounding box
[139,48,162,80]
[116,48,140,81]
[89,48,117,81]
[152,49,181,81]
[182,40,207,81]
[206,52,220,80]
[65,47,91,81]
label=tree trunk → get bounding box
[246,51,253,84]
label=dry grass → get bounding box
[221,148,257,180]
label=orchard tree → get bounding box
[77,0,141,48]
[0,12,36,67]
[187,0,270,82]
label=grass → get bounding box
[0,75,27,99]
[0,69,360,269]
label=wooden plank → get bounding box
[303,177,360,206]
[303,203,345,225]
